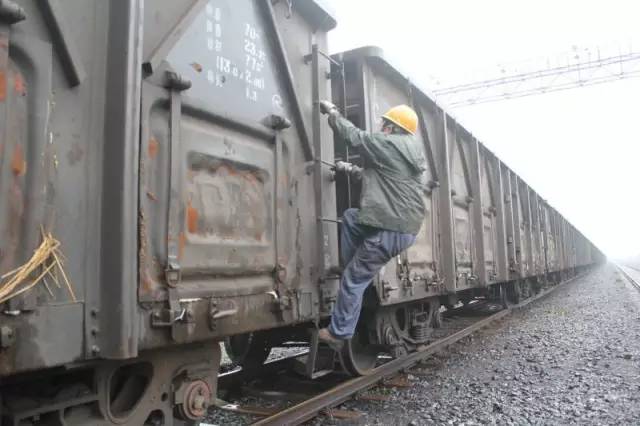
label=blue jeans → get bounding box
[329,208,416,339]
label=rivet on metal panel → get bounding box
[91,345,100,355]
[90,308,99,318]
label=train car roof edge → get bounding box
[298,0,337,31]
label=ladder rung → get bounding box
[318,217,342,224]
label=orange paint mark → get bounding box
[0,71,6,102]
[11,145,26,176]
[187,202,199,233]
[14,73,26,96]
[148,137,159,159]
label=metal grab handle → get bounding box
[210,308,238,320]
[173,308,186,322]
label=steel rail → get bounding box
[253,272,589,426]
[615,264,640,292]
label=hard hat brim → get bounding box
[382,114,415,135]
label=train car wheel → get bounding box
[224,332,272,370]
[506,281,522,305]
[339,315,380,376]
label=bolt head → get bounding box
[192,395,206,411]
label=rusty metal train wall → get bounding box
[0,1,602,425]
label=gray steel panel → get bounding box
[0,0,335,378]
[478,147,500,283]
[469,136,486,286]
[136,0,336,345]
[98,0,143,360]
[493,158,509,282]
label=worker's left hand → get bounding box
[319,100,338,115]
[334,161,354,173]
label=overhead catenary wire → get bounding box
[430,44,640,107]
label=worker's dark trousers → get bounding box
[329,208,416,339]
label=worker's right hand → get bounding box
[319,100,338,115]
[334,161,354,174]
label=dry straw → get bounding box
[0,230,76,305]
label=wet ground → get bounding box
[321,264,640,425]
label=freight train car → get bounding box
[0,1,341,425]
[0,1,602,425]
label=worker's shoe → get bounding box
[318,328,344,352]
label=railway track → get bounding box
[208,272,588,426]
[616,264,640,292]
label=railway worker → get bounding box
[317,100,426,351]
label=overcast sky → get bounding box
[326,0,640,260]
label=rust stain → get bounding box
[148,137,159,159]
[146,191,157,201]
[11,145,26,176]
[190,62,203,73]
[0,71,6,102]
[141,271,153,293]
[187,201,199,233]
[13,73,26,96]
[67,143,84,166]
[188,162,268,242]
[178,232,186,260]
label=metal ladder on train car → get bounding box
[300,44,349,379]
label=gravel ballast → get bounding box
[204,265,640,425]
[324,265,640,425]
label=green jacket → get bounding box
[329,114,426,235]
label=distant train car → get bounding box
[328,46,603,372]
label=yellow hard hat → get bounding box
[382,105,418,135]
